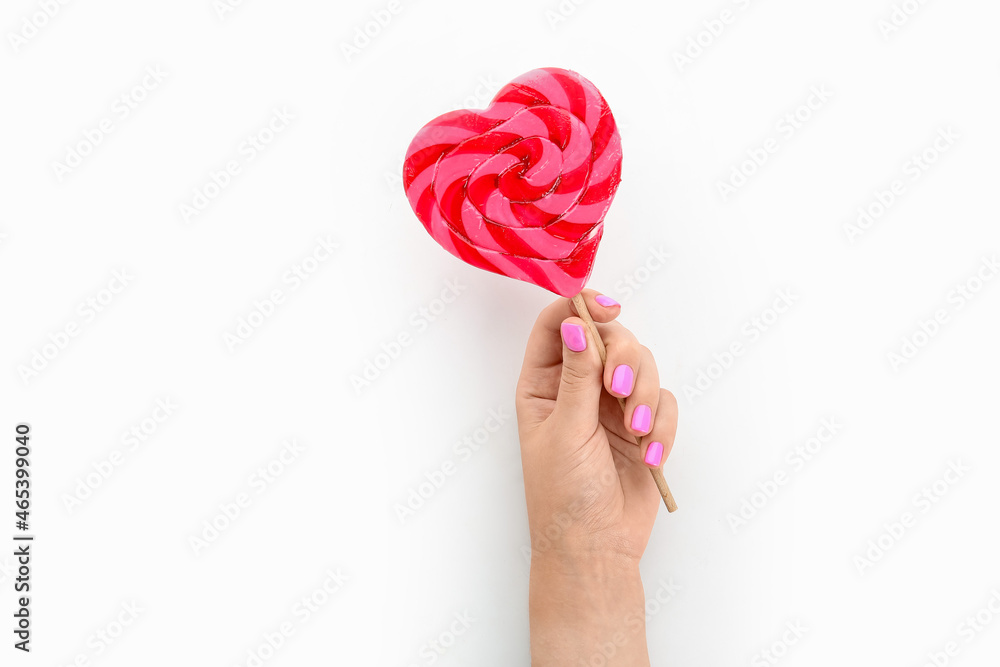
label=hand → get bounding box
[516,290,678,665]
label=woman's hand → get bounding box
[516,290,678,665]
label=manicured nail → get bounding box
[644,441,664,467]
[631,404,651,433]
[561,323,587,352]
[611,364,634,396]
[595,295,619,308]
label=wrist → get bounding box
[526,508,647,565]
[531,547,641,583]
[529,553,648,665]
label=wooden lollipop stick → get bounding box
[571,294,678,513]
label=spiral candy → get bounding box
[403,68,623,297]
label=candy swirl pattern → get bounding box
[403,67,623,297]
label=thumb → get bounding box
[552,318,604,429]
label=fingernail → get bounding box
[611,365,634,396]
[561,323,587,352]
[595,295,619,308]
[644,441,664,467]
[631,404,651,433]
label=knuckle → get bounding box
[615,337,640,358]
[562,362,594,385]
[660,389,678,412]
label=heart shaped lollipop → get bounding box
[403,67,623,298]
[402,68,676,512]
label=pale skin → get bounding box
[516,290,678,666]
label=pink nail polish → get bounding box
[595,295,619,308]
[631,404,651,433]
[611,365,634,396]
[561,323,587,352]
[645,441,664,467]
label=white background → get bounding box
[2,0,999,665]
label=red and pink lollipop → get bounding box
[403,67,676,511]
